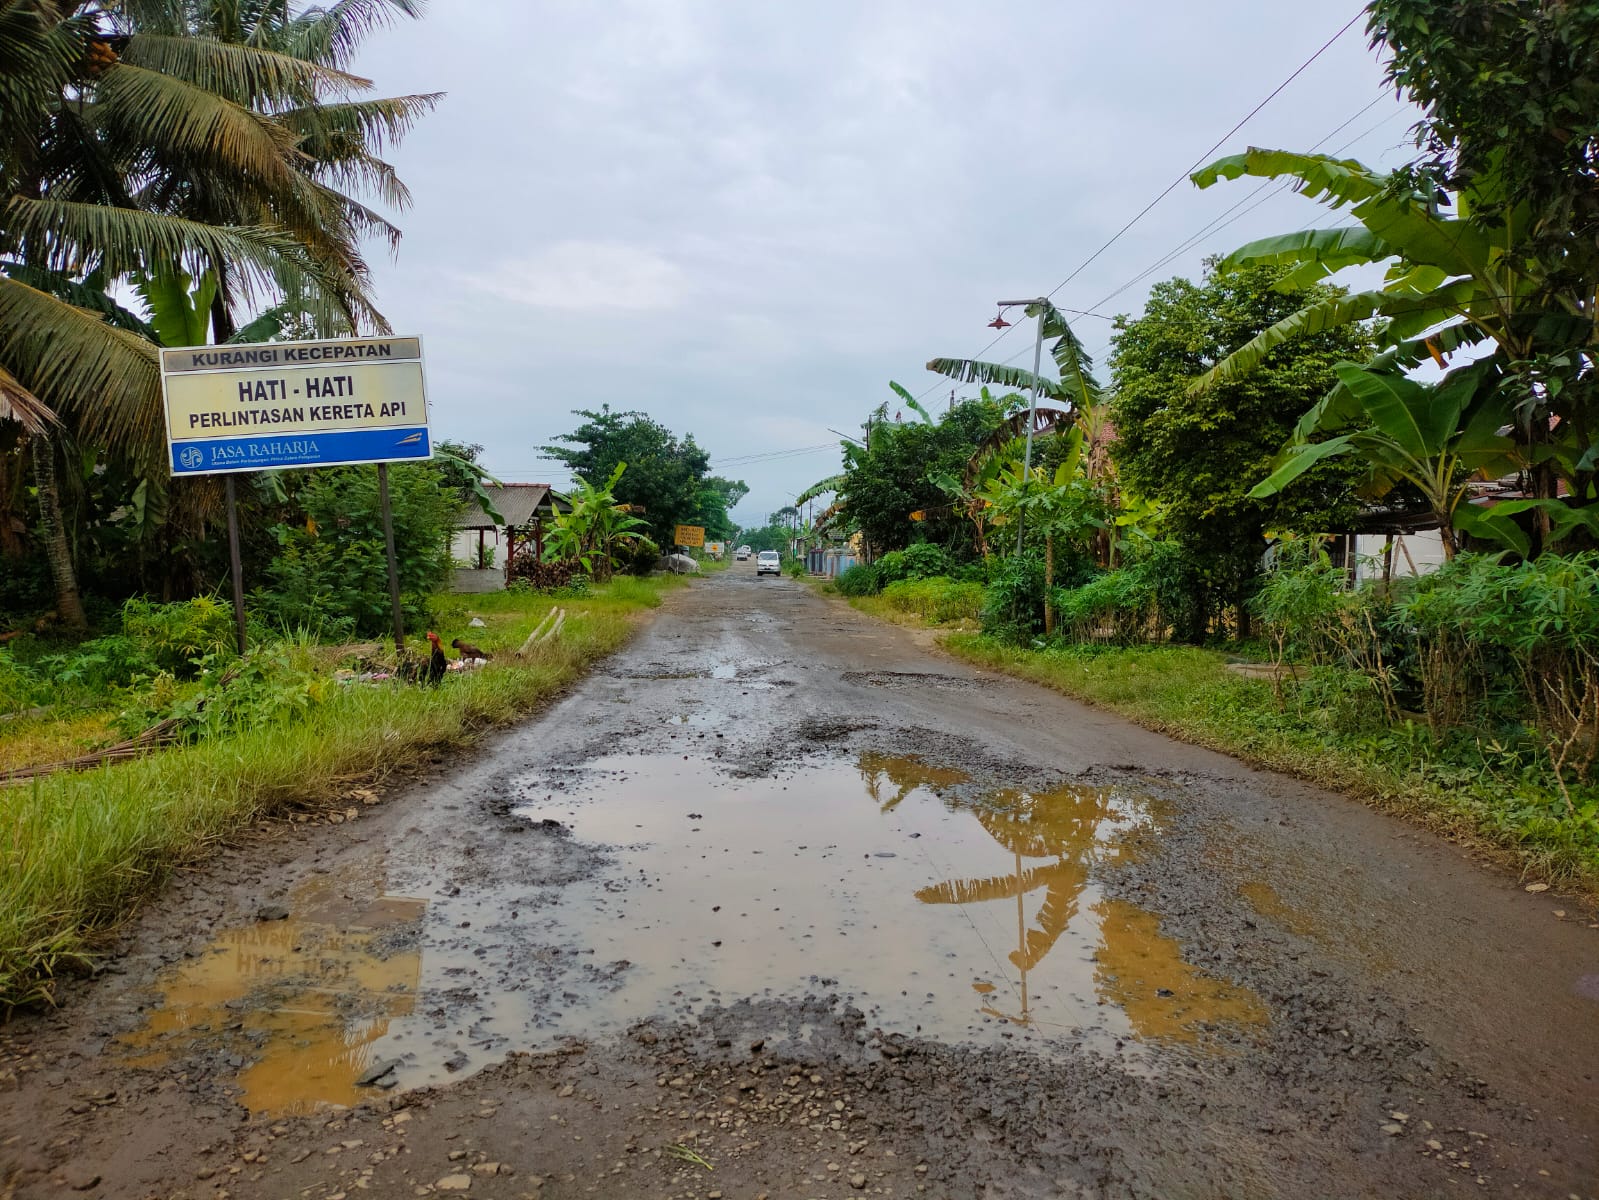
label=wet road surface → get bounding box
[3,568,1597,1198]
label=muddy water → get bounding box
[119,881,425,1115]
[120,753,1268,1114]
[508,752,1268,1053]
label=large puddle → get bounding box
[121,752,1267,1113]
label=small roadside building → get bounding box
[451,483,571,593]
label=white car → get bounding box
[756,550,781,576]
[735,545,751,561]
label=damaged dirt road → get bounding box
[3,569,1598,1199]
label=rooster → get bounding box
[423,631,448,686]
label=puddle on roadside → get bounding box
[493,751,1268,1060]
[120,753,1270,1113]
[119,878,425,1115]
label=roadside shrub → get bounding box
[0,649,44,714]
[1054,570,1159,645]
[620,537,661,577]
[256,463,457,638]
[35,635,159,692]
[874,544,951,586]
[118,643,329,742]
[835,564,881,596]
[508,557,579,592]
[119,596,236,675]
[1051,542,1201,646]
[980,554,1046,642]
[882,577,984,624]
[1254,541,1396,717]
[1290,665,1390,737]
[784,559,806,578]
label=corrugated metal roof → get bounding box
[456,484,569,528]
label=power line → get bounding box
[711,442,838,467]
[1041,8,1366,304]
[935,95,1408,393]
[913,7,1366,401]
[1081,99,1403,318]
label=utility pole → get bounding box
[995,298,1049,556]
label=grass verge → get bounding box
[941,635,1599,894]
[0,575,681,1009]
[832,589,1597,895]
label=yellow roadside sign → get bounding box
[674,524,705,547]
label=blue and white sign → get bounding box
[160,336,431,476]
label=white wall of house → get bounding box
[1351,530,1449,583]
[451,527,504,569]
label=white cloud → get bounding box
[456,241,687,312]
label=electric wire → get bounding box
[911,7,1367,401]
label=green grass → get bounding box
[836,573,1598,895]
[0,576,682,1009]
[941,635,1599,894]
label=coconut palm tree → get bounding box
[0,0,434,623]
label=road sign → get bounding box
[674,524,705,547]
[161,336,430,476]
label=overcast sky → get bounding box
[359,1,1417,527]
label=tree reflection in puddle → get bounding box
[863,755,1267,1046]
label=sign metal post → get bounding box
[224,475,247,655]
[377,462,406,649]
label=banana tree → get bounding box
[1191,148,1597,548]
[928,306,1115,474]
[976,429,1107,631]
[544,462,649,579]
[1247,360,1519,559]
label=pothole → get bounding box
[509,752,1268,1057]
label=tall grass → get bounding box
[945,635,1599,893]
[0,578,680,1009]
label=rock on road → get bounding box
[2,567,1596,1200]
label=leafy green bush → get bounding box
[36,635,159,691]
[784,559,806,578]
[255,463,457,638]
[118,643,329,742]
[0,649,45,714]
[120,596,235,675]
[980,554,1046,642]
[620,536,661,577]
[882,577,985,624]
[874,544,951,586]
[1049,541,1196,646]
[835,564,881,596]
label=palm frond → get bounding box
[926,357,1063,400]
[95,62,302,193]
[118,33,369,106]
[0,274,162,457]
[0,361,58,433]
[281,93,442,157]
[279,0,426,70]
[796,474,845,507]
[1192,148,1393,210]
[0,262,156,337]
[4,197,371,322]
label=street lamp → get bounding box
[993,298,1050,554]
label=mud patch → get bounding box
[841,670,981,691]
[508,752,1268,1058]
[119,877,426,1114]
